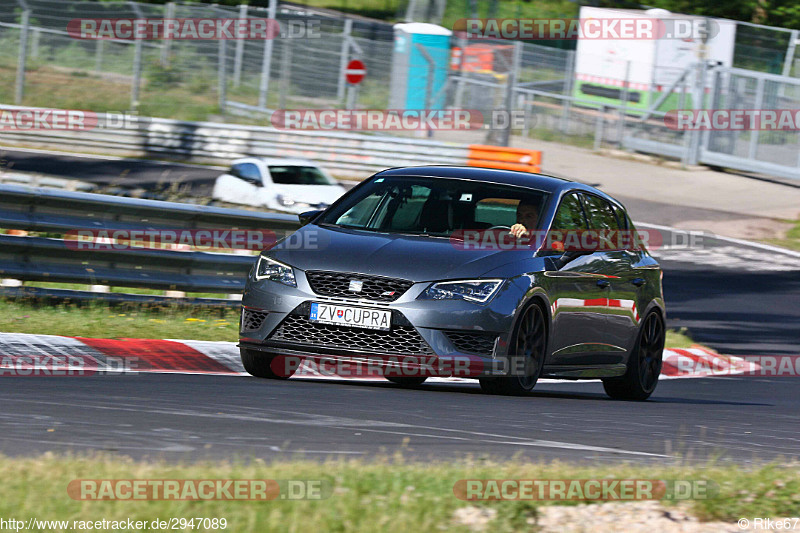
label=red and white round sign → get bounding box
[345,59,366,84]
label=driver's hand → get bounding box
[509,223,528,238]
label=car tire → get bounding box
[479,301,546,396]
[240,348,296,379]
[602,311,665,401]
[385,376,427,387]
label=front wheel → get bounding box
[479,302,546,396]
[602,311,665,401]
[240,348,296,379]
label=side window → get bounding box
[553,192,588,231]
[581,194,620,231]
[232,163,262,184]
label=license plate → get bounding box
[309,302,391,331]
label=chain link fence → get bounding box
[0,0,799,179]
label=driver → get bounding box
[509,199,540,239]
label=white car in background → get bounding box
[212,157,347,213]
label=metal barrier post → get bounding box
[161,2,175,66]
[219,38,228,113]
[748,76,765,161]
[594,105,605,151]
[129,2,144,112]
[30,27,39,58]
[337,19,353,103]
[498,41,522,147]
[258,0,277,108]
[782,30,799,78]
[233,4,248,87]
[278,38,292,110]
[559,49,575,132]
[14,2,30,105]
[95,39,104,73]
[415,43,436,138]
[616,60,631,147]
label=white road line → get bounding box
[636,221,800,259]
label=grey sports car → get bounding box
[238,166,666,399]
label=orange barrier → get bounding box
[466,144,542,173]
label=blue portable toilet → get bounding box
[389,23,452,110]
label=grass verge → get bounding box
[763,219,800,252]
[0,300,238,341]
[0,454,798,532]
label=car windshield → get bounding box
[268,165,336,185]
[318,176,549,237]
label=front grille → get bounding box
[241,309,269,332]
[444,330,498,355]
[305,270,414,302]
[269,314,433,355]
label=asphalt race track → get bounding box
[1,149,799,464]
[2,372,798,464]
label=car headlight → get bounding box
[419,279,504,303]
[255,255,297,287]
[277,194,296,207]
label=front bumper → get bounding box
[239,270,526,372]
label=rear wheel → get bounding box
[385,376,427,387]
[602,311,664,400]
[479,302,546,396]
[240,348,296,379]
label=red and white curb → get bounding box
[0,332,757,382]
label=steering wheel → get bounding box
[487,225,512,231]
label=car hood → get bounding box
[268,224,532,282]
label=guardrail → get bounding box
[0,184,302,300]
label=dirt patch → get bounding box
[536,501,748,532]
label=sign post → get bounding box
[344,59,366,110]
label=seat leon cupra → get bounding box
[238,166,666,399]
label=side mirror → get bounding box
[299,210,324,226]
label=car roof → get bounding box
[373,166,623,207]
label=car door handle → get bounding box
[596,279,610,289]
[631,278,646,287]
